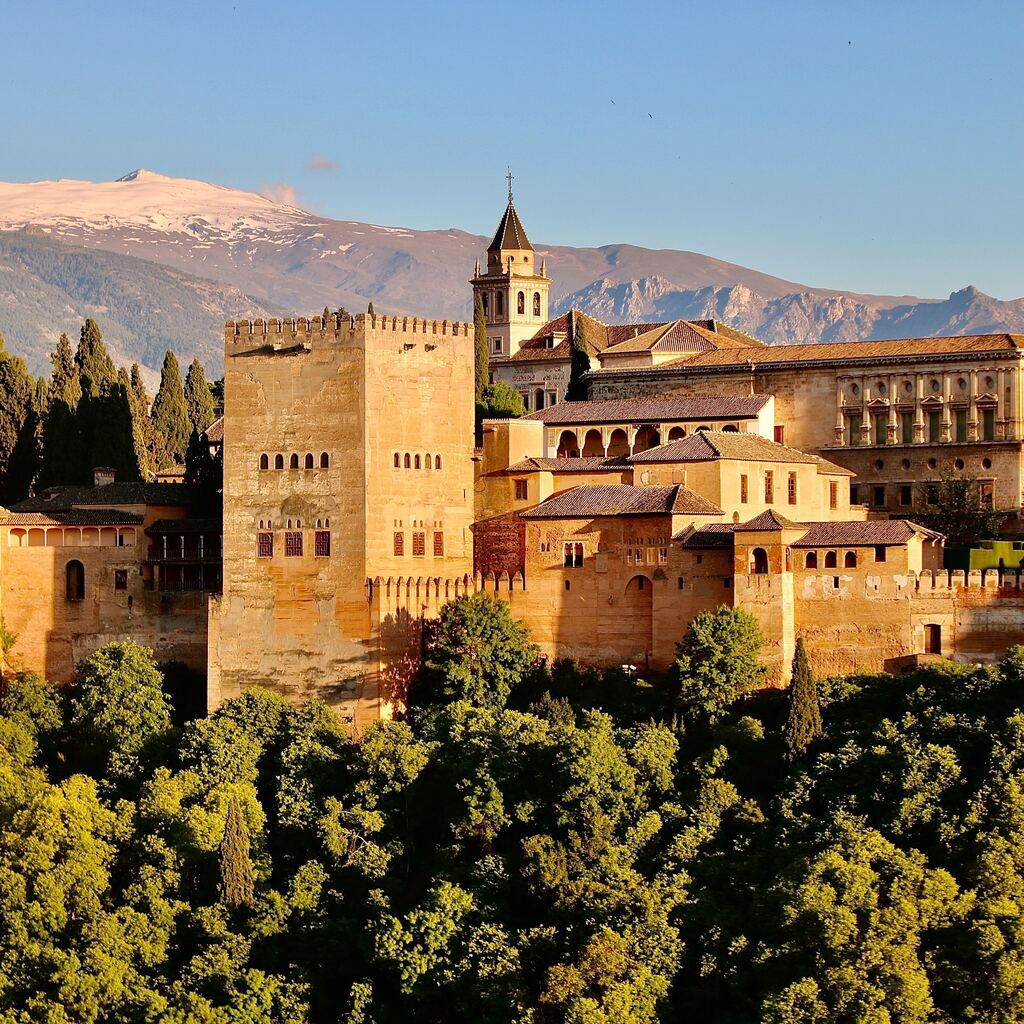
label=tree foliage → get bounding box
[219,793,255,907]
[151,350,191,468]
[474,293,488,404]
[184,357,216,434]
[913,471,1003,544]
[784,636,821,759]
[565,310,592,402]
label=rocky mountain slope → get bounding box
[0,169,1021,376]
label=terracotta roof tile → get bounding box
[3,509,144,527]
[675,523,737,547]
[523,397,769,425]
[13,482,193,512]
[203,417,224,443]
[506,457,628,473]
[629,430,830,467]
[792,520,941,547]
[736,509,804,531]
[488,200,533,252]
[520,483,722,519]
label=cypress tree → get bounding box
[151,351,191,468]
[219,794,254,908]
[367,301,375,316]
[128,364,158,480]
[473,293,489,404]
[51,332,81,407]
[183,358,215,434]
[0,338,35,493]
[565,310,592,402]
[75,319,116,397]
[784,637,822,760]
[322,306,331,323]
[40,336,83,488]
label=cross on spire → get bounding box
[506,167,514,202]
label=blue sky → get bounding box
[2,0,1022,299]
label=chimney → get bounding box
[93,467,115,487]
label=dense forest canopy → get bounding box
[1,597,1024,1022]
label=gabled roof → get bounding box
[203,416,224,444]
[506,456,628,473]
[736,509,804,531]
[791,520,943,547]
[601,319,757,356]
[520,483,722,519]
[488,200,533,252]
[13,482,193,512]
[628,430,836,469]
[523,397,769,425]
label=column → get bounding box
[859,377,871,445]
[998,369,1008,440]
[941,373,952,442]
[968,369,979,441]
[834,379,846,445]
[914,374,925,442]
[1009,366,1019,441]
[887,375,898,443]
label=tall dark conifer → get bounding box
[474,294,489,404]
[183,359,216,434]
[151,352,191,468]
[565,310,591,402]
[75,319,116,397]
[784,637,822,760]
[39,334,83,487]
[219,794,254,908]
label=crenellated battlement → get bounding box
[225,312,471,344]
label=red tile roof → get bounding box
[791,520,942,547]
[520,483,722,518]
[506,457,627,473]
[3,509,144,527]
[628,431,842,471]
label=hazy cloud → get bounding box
[307,154,338,171]
[260,182,303,208]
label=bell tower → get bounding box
[471,172,551,361]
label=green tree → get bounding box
[565,310,592,402]
[367,301,376,316]
[673,606,768,721]
[0,335,35,492]
[68,641,171,780]
[183,357,216,434]
[184,428,222,512]
[74,318,116,396]
[127,363,157,480]
[913,472,1003,545]
[150,350,191,468]
[50,332,81,406]
[218,793,255,908]
[784,637,822,760]
[39,334,82,487]
[421,594,538,709]
[3,375,45,503]
[473,293,488,404]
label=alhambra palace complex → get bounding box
[4,194,1024,725]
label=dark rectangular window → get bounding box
[257,532,273,558]
[514,479,528,501]
[901,412,914,444]
[285,531,303,557]
[955,408,968,442]
[980,481,994,509]
[678,577,685,590]
[764,471,774,504]
[774,425,785,444]
[740,474,748,503]
[899,485,913,506]
[114,569,128,591]
[433,531,444,557]
[829,480,838,509]
[848,413,861,445]
[983,407,996,441]
[928,410,941,442]
[872,485,886,508]
[850,484,860,505]
[874,545,886,563]
[314,530,331,557]
[563,542,584,568]
[412,531,425,556]
[394,532,404,556]
[787,471,797,505]
[874,414,887,445]
[926,483,939,505]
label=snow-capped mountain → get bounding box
[0,168,1022,379]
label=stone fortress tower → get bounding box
[470,172,551,362]
[207,312,475,727]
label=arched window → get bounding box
[304,453,314,469]
[533,292,541,317]
[750,548,769,575]
[534,389,545,411]
[606,428,629,458]
[722,424,739,432]
[320,452,329,469]
[517,291,525,315]
[844,551,857,568]
[496,292,504,316]
[275,454,284,470]
[482,293,489,315]
[667,426,686,441]
[66,560,85,601]
[557,430,580,459]
[805,551,818,569]
[435,455,442,470]
[415,454,421,469]
[404,453,411,468]
[824,550,837,568]
[290,453,299,470]
[259,453,269,471]
[425,454,432,470]
[394,452,400,468]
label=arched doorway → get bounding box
[620,575,654,665]
[606,428,629,458]
[556,430,579,458]
[633,426,661,453]
[750,548,769,574]
[66,560,85,601]
[581,429,604,457]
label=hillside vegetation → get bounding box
[1,598,1024,1022]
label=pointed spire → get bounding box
[474,257,481,277]
[540,256,546,277]
[488,171,533,253]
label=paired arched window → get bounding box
[275,454,284,470]
[259,453,269,471]
[533,292,541,317]
[304,453,314,469]
[66,560,85,601]
[517,291,525,314]
[320,452,329,469]
[290,453,299,470]
[845,551,857,568]
[805,551,817,569]
[750,548,769,575]
[824,551,837,568]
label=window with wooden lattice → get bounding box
[412,531,425,556]
[314,531,331,557]
[433,531,444,557]
[285,531,303,557]
[257,532,273,558]
[394,532,404,556]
